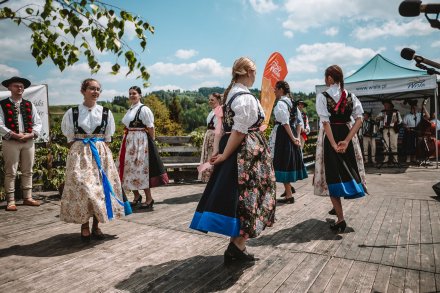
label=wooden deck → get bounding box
[0,166,439,292]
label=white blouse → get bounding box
[121,102,154,128]
[316,84,364,124]
[273,96,304,127]
[206,110,218,127]
[61,103,116,142]
[226,83,265,134]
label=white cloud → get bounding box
[287,43,380,74]
[353,19,432,40]
[324,27,339,37]
[432,41,440,48]
[284,31,294,38]
[190,80,224,90]
[0,64,20,79]
[0,22,33,62]
[149,58,230,79]
[249,0,278,14]
[394,44,420,52]
[287,78,323,93]
[282,0,407,33]
[175,49,199,60]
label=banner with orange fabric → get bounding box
[260,52,288,128]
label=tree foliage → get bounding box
[143,94,183,136]
[0,0,154,85]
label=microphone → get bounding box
[401,48,440,69]
[399,0,440,16]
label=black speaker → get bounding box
[433,181,440,196]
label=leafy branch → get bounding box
[0,0,153,86]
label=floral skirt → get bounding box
[198,129,215,183]
[313,126,367,199]
[60,137,124,224]
[117,130,168,190]
[190,131,276,239]
[269,124,308,183]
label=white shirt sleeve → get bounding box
[32,104,42,136]
[296,107,304,128]
[231,94,260,134]
[351,93,364,120]
[274,100,290,125]
[105,110,116,142]
[316,93,330,123]
[61,108,75,143]
[140,106,154,128]
[0,106,11,138]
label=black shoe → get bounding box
[330,220,346,233]
[91,228,105,240]
[140,199,154,210]
[277,196,294,204]
[224,242,255,264]
[280,186,295,197]
[130,195,142,208]
[328,208,336,215]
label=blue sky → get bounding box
[0,0,438,105]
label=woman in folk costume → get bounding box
[313,65,367,233]
[61,78,125,242]
[198,92,222,183]
[190,57,276,264]
[118,86,169,209]
[269,80,308,204]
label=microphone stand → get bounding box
[415,62,440,75]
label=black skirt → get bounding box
[272,124,308,183]
[190,134,241,237]
[147,134,169,187]
[324,124,365,199]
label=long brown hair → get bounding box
[325,65,344,91]
[275,80,294,102]
[81,78,100,92]
[222,57,256,104]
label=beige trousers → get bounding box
[382,128,398,162]
[362,136,376,163]
[2,139,35,202]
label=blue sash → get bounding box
[76,137,129,219]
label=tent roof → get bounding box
[345,54,429,83]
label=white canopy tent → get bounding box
[316,54,438,167]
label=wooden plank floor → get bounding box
[0,166,439,292]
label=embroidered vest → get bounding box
[223,92,264,133]
[128,105,147,128]
[322,91,354,124]
[72,106,109,134]
[0,98,34,134]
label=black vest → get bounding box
[72,106,109,134]
[222,92,264,133]
[322,91,354,124]
[128,105,147,128]
[277,99,298,127]
[0,98,34,134]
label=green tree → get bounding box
[0,0,154,85]
[144,94,183,136]
[169,95,182,124]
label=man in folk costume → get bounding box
[360,111,377,164]
[297,99,310,150]
[0,77,42,211]
[402,100,429,163]
[376,99,402,163]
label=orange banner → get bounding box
[260,52,288,126]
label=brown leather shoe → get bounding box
[5,203,17,211]
[23,198,40,206]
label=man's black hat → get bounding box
[1,76,31,89]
